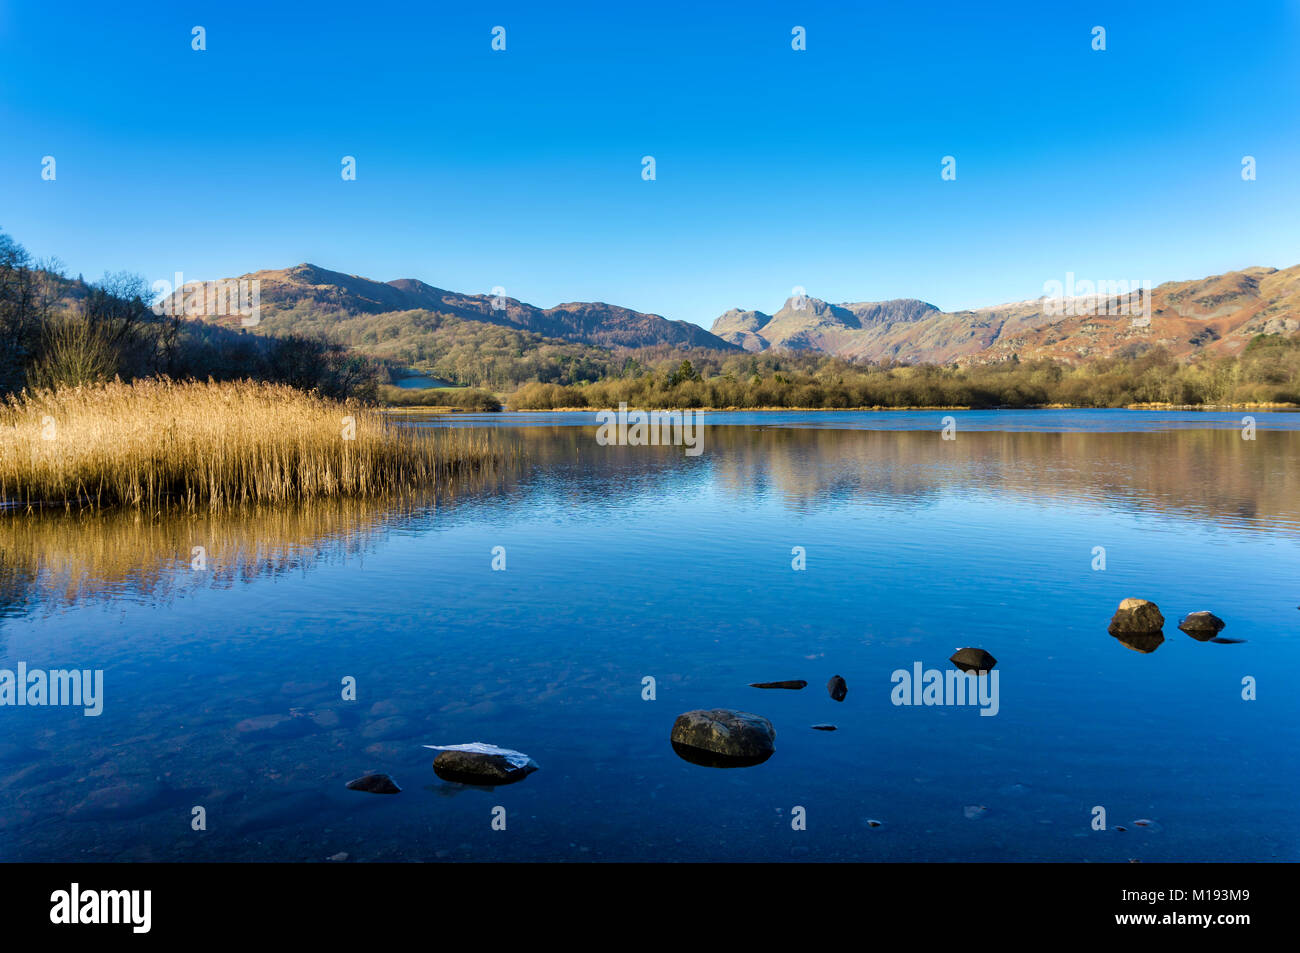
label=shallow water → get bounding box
[1,411,1297,861]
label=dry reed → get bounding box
[0,377,504,512]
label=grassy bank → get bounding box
[0,378,503,513]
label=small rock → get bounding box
[68,782,171,821]
[963,805,987,819]
[1109,598,1165,635]
[1178,611,1225,640]
[670,709,775,764]
[749,680,807,690]
[345,773,401,794]
[1211,636,1246,644]
[810,724,837,731]
[328,852,349,862]
[309,710,341,729]
[864,818,883,828]
[425,743,539,785]
[950,648,997,672]
[827,675,848,701]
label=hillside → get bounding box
[167,259,1300,390]
[710,266,1300,364]
[193,264,735,351]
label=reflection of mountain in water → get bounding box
[2,425,1296,619]
[497,425,1300,533]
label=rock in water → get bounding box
[670,709,775,766]
[810,724,837,731]
[1178,611,1226,640]
[1108,598,1165,635]
[424,743,539,785]
[827,675,848,701]
[950,648,997,672]
[345,773,401,794]
[749,680,807,690]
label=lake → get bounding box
[1,410,1297,861]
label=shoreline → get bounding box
[488,402,1300,414]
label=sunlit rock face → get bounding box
[1109,598,1165,636]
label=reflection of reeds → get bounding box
[0,378,507,512]
[0,497,428,610]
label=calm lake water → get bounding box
[2,410,1297,861]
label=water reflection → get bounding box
[3,426,1297,619]
[1,418,1297,862]
[1110,631,1166,653]
[500,425,1300,533]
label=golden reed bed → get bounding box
[0,378,504,512]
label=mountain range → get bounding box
[181,262,1300,366]
[217,264,731,350]
[711,267,1300,363]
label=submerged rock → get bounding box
[1210,636,1246,644]
[827,675,848,701]
[810,724,837,731]
[1109,598,1165,635]
[950,648,997,672]
[68,781,171,821]
[424,743,539,785]
[749,680,807,690]
[670,709,775,766]
[1178,611,1226,640]
[345,773,401,794]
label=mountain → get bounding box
[710,266,1300,364]
[182,263,735,350]
[172,261,1300,371]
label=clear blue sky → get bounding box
[2,0,1298,327]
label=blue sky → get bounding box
[2,0,1298,327]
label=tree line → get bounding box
[508,342,1300,409]
[0,230,375,400]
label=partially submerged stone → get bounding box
[425,743,539,785]
[810,724,837,731]
[345,773,401,794]
[827,675,848,701]
[749,680,807,690]
[670,709,775,767]
[1178,611,1226,640]
[950,648,997,672]
[1108,598,1165,635]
